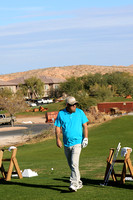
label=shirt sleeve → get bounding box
[81,110,89,124]
[54,112,61,127]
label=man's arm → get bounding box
[83,122,88,138]
[55,126,62,148]
[82,122,88,148]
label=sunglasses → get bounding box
[68,103,77,107]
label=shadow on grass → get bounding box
[1,177,133,193]
[54,177,133,190]
[54,177,102,188]
[83,177,133,190]
[0,179,71,194]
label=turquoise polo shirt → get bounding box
[54,108,88,147]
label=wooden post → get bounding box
[0,150,6,179]
[104,148,117,182]
[104,148,133,185]
[120,149,133,184]
[0,148,22,181]
[0,150,3,167]
[6,148,22,181]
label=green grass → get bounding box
[0,101,65,116]
[0,115,133,199]
[15,101,65,116]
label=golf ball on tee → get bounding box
[51,168,54,171]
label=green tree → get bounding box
[0,92,28,127]
[48,87,61,99]
[19,76,44,99]
[74,90,97,110]
[103,72,133,96]
[18,84,28,97]
[55,72,133,110]
[59,77,83,96]
[0,87,12,98]
[83,73,105,91]
[89,84,113,101]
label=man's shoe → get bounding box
[69,185,77,192]
[69,184,83,192]
[77,184,83,189]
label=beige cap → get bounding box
[66,96,78,105]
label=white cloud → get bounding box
[0,38,72,49]
[0,6,133,38]
[0,5,133,73]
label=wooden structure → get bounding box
[97,102,133,113]
[0,148,23,181]
[104,148,133,184]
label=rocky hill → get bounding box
[1,64,133,81]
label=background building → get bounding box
[0,76,65,98]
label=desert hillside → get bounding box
[1,64,133,81]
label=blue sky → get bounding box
[0,0,133,75]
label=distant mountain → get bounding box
[0,64,133,81]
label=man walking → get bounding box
[54,96,89,192]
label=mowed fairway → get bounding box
[0,115,133,200]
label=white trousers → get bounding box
[64,144,82,187]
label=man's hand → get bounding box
[81,138,88,148]
[56,139,62,148]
